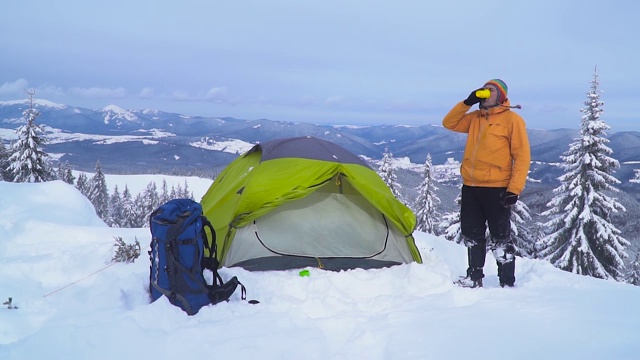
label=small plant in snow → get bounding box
[3,297,18,309]
[112,236,141,263]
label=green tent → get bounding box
[201,136,422,271]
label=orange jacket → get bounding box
[442,100,531,195]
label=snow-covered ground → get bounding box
[1,178,639,360]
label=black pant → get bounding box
[460,185,515,285]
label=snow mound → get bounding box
[0,179,639,359]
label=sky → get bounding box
[1,1,639,131]
[1,177,640,359]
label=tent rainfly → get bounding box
[200,136,422,271]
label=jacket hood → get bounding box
[481,99,514,115]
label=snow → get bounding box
[332,125,371,129]
[0,128,17,141]
[1,178,640,359]
[367,155,447,172]
[45,127,175,145]
[0,99,67,110]
[189,138,255,155]
[99,105,139,123]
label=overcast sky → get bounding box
[1,1,638,130]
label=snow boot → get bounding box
[454,276,483,288]
[500,281,515,288]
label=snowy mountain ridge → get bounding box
[1,98,640,188]
[98,104,140,124]
[0,99,68,110]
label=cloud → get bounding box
[162,87,230,103]
[203,87,228,101]
[139,87,155,99]
[0,79,29,95]
[527,103,572,113]
[324,96,346,106]
[36,84,66,97]
[293,96,319,107]
[69,87,126,98]
[169,90,190,101]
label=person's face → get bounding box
[480,84,500,108]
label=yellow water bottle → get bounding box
[475,88,491,99]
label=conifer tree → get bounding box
[88,161,109,220]
[377,146,402,201]
[170,184,178,200]
[107,185,124,228]
[133,193,148,227]
[121,185,137,228]
[142,181,160,218]
[511,200,536,258]
[538,67,629,280]
[56,164,64,181]
[630,168,640,183]
[8,90,55,183]
[181,179,194,199]
[57,161,76,185]
[160,178,170,204]
[181,180,189,199]
[440,190,462,243]
[76,172,90,198]
[414,153,441,234]
[626,253,640,286]
[0,140,11,181]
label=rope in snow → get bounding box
[42,242,151,298]
[43,261,119,298]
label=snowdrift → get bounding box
[1,180,639,360]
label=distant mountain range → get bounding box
[2,99,640,189]
[4,98,640,254]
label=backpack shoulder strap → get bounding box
[200,215,253,304]
[200,216,223,285]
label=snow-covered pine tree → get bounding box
[170,184,179,200]
[55,164,64,181]
[537,67,629,280]
[121,185,137,228]
[626,252,640,286]
[181,179,194,199]
[142,181,161,219]
[57,161,75,184]
[8,90,55,183]
[377,146,403,201]
[439,187,535,256]
[524,221,546,259]
[88,161,109,220]
[0,140,11,181]
[160,178,170,204]
[133,193,149,227]
[511,200,536,258]
[439,189,462,243]
[630,168,640,184]
[76,172,90,198]
[107,185,124,228]
[414,153,441,234]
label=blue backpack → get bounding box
[149,199,245,315]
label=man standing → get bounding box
[442,79,531,288]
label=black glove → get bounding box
[463,88,485,106]
[500,191,518,207]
